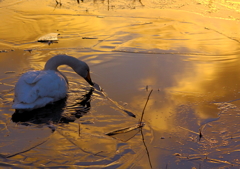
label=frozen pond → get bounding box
[0,0,240,168]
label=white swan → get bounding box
[12,54,94,110]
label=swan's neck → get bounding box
[43,54,93,85]
[44,54,85,71]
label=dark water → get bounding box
[1,0,240,168]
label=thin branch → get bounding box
[140,127,152,168]
[138,89,153,168]
[139,89,153,125]
[57,129,105,157]
[78,122,81,137]
[5,137,50,158]
[178,126,199,135]
[106,124,143,136]
[100,90,136,117]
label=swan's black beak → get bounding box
[85,72,94,86]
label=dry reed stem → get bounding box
[139,89,153,125]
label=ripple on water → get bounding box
[1,0,240,168]
[0,77,153,168]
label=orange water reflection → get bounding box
[1,0,240,168]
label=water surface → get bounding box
[0,0,240,168]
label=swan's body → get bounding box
[12,55,93,110]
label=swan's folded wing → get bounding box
[23,71,43,84]
[13,70,68,109]
[14,71,41,104]
[12,97,54,109]
[36,71,68,101]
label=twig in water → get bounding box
[77,0,84,3]
[54,0,62,10]
[179,124,210,142]
[106,124,142,136]
[199,128,203,141]
[139,89,153,168]
[178,126,199,135]
[133,0,144,6]
[5,137,50,158]
[139,89,153,125]
[106,125,141,142]
[78,123,81,137]
[57,129,105,157]
[100,90,136,117]
[199,123,207,141]
[140,127,153,168]
[55,0,62,6]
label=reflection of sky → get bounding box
[87,18,240,133]
[1,0,240,168]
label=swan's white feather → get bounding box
[12,70,68,110]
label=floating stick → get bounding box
[140,128,153,168]
[93,82,136,117]
[139,89,153,168]
[139,89,153,125]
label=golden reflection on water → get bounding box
[1,0,240,168]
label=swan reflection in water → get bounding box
[12,88,94,128]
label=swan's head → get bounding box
[75,61,94,86]
[84,71,94,86]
